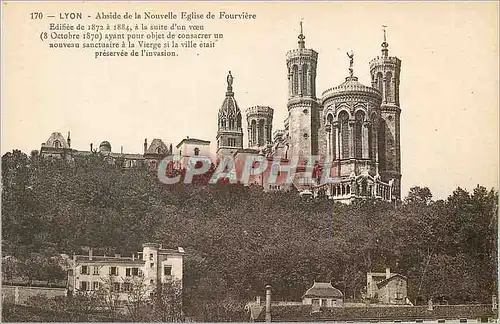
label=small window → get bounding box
[80,281,88,291]
[150,262,154,268]
[132,268,139,276]
[149,253,154,260]
[110,266,118,276]
[194,148,200,156]
[150,279,154,284]
[312,298,320,306]
[164,265,172,276]
[157,147,162,154]
[123,282,131,292]
[81,265,89,275]
[112,282,120,292]
[93,266,99,275]
[126,268,131,277]
[54,140,61,148]
[92,282,100,290]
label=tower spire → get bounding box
[381,25,389,57]
[298,20,305,49]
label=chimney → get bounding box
[121,146,123,154]
[67,131,71,148]
[386,267,391,279]
[144,138,148,154]
[132,254,135,261]
[90,143,93,152]
[89,248,93,261]
[265,285,272,322]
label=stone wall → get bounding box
[2,285,67,305]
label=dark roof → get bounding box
[303,282,343,298]
[376,274,407,289]
[176,138,211,148]
[74,255,144,265]
[146,138,169,154]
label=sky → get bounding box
[2,1,498,199]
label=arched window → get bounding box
[54,140,61,148]
[194,148,200,156]
[236,113,242,129]
[376,72,383,93]
[221,118,226,129]
[327,114,335,159]
[228,117,235,129]
[385,71,393,102]
[292,65,299,95]
[355,111,365,159]
[258,120,265,147]
[378,120,387,170]
[302,64,308,95]
[157,147,162,154]
[271,164,280,176]
[339,111,349,159]
[251,120,257,146]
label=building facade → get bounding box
[39,25,402,204]
[221,25,402,203]
[67,243,184,302]
[40,132,174,170]
[366,268,408,305]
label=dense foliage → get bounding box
[2,150,498,321]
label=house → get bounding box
[366,268,408,305]
[302,282,344,308]
[67,243,184,302]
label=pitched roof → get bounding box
[376,274,407,289]
[74,255,144,265]
[176,137,211,148]
[302,282,343,298]
[41,132,70,148]
[146,138,169,154]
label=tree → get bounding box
[124,275,152,321]
[96,275,122,319]
[404,186,433,206]
[152,280,183,322]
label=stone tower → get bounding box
[369,28,402,199]
[216,71,244,158]
[246,106,274,148]
[286,22,319,162]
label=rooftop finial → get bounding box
[381,25,389,57]
[347,50,354,77]
[226,71,233,94]
[298,20,305,49]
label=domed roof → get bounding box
[219,96,241,118]
[218,71,242,129]
[322,76,380,101]
[99,141,111,152]
[302,282,343,299]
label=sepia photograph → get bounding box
[1,1,499,322]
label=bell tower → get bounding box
[286,22,319,162]
[216,71,244,159]
[369,27,402,200]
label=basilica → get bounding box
[215,24,402,203]
[39,25,402,204]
